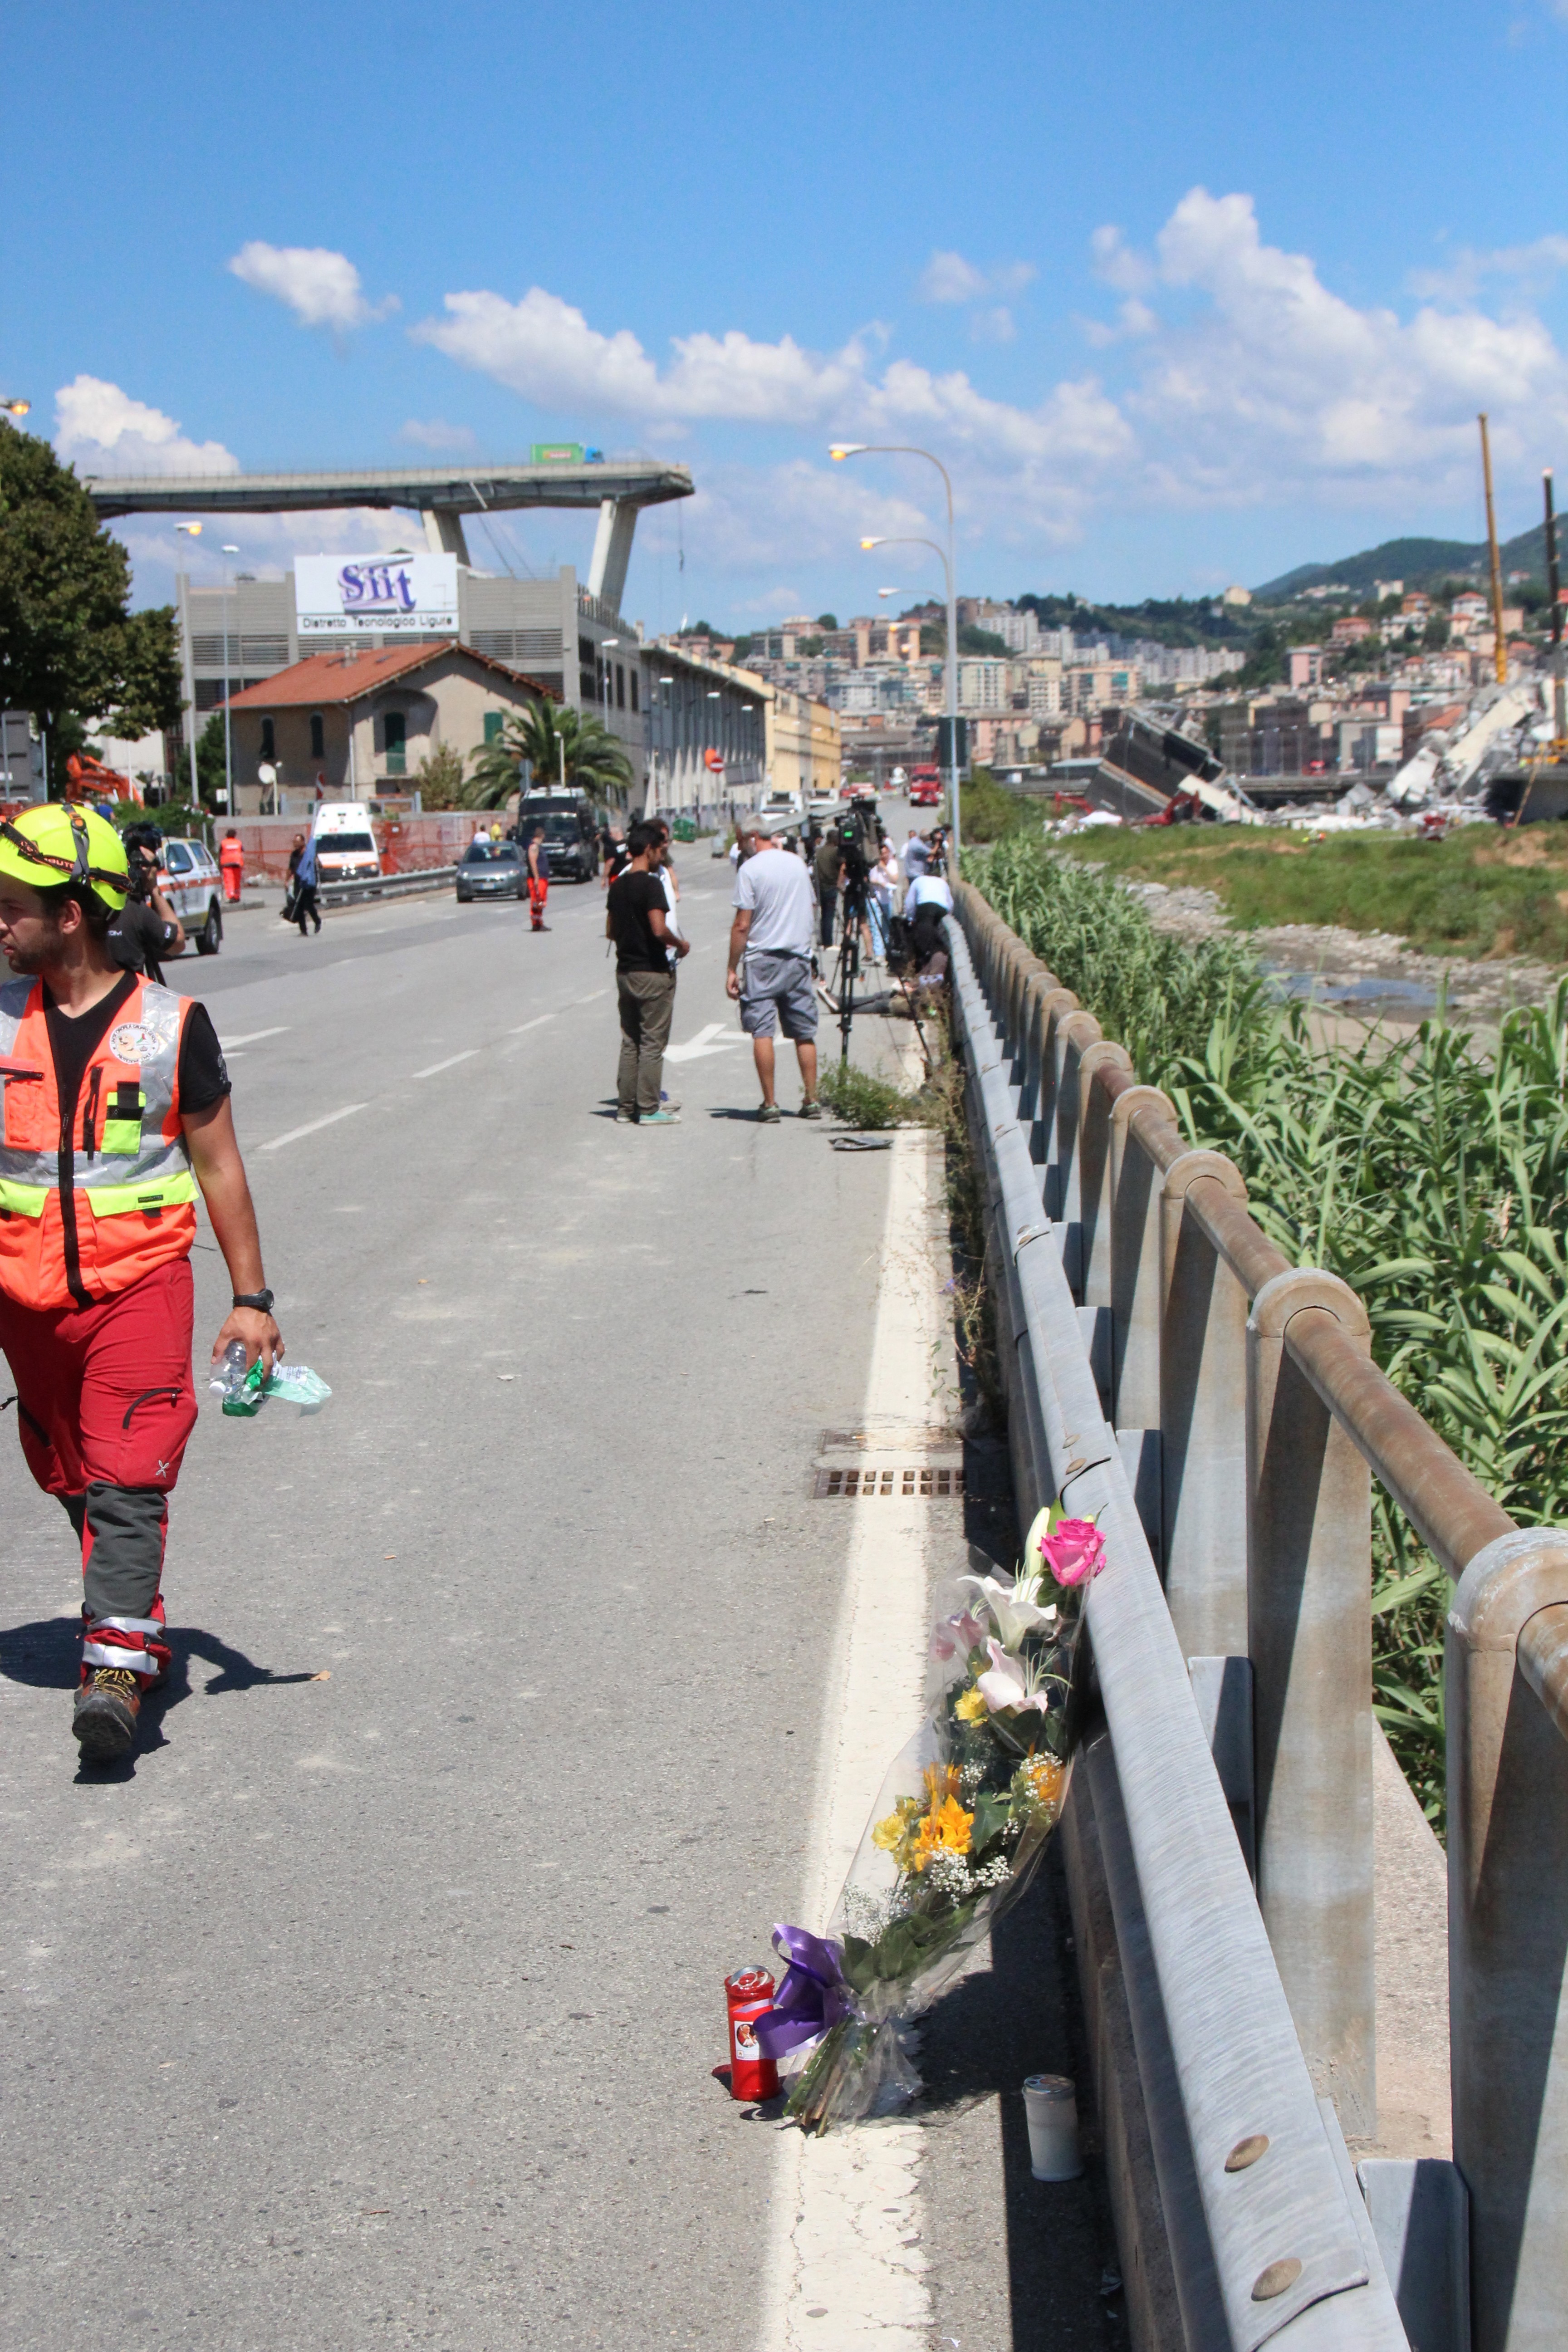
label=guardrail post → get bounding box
[1078,1045,1134,1315]
[1449,1529,1568,2352]
[1054,1010,1103,1298]
[1109,1093,1176,1563]
[1034,988,1080,1189]
[1159,1153,1251,1658]
[1247,1268,1375,2141]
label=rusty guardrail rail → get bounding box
[947,877,1568,2352]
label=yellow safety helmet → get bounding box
[0,803,130,912]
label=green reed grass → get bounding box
[970,838,1568,1823]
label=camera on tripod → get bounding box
[833,795,883,905]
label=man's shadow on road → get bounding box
[0,1616,323,1780]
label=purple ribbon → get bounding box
[753,1923,854,2061]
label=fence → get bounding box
[947,875,1568,2352]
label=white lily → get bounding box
[957,1571,1059,1653]
[976,1637,1055,1716]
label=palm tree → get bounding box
[464,700,633,811]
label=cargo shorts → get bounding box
[738,950,818,1043]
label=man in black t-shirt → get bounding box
[605,822,689,1123]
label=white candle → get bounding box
[1022,2073,1082,2180]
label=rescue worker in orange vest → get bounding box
[0,806,283,1762]
[218,828,245,905]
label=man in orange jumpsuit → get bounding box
[218,828,245,903]
[0,805,283,1762]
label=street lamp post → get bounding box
[175,522,204,806]
[831,442,960,860]
[220,545,240,819]
[859,533,957,833]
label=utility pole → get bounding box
[1546,470,1565,744]
[1479,413,1508,686]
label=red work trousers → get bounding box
[221,863,243,902]
[527,875,549,928]
[0,1258,198,1680]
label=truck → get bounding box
[909,765,942,808]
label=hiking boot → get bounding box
[72,1667,141,1761]
[758,1102,782,1124]
[640,1109,681,1126]
[799,1098,823,1120]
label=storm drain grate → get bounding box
[813,1465,964,1499]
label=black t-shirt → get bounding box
[107,898,178,979]
[43,974,232,1133]
[606,869,671,974]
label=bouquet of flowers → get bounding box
[755,1503,1105,2131]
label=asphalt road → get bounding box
[0,850,909,2351]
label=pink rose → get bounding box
[1039,1518,1105,1588]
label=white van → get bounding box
[312,803,382,885]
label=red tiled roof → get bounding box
[224,639,558,709]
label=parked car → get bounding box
[456,840,524,902]
[158,838,224,955]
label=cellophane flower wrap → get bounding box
[756,1503,1104,2131]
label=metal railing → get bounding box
[947,876,1568,2352]
[317,865,457,908]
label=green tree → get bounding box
[412,742,467,809]
[0,426,182,783]
[195,713,228,807]
[466,700,633,810]
[816,612,838,630]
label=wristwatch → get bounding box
[232,1289,275,1314]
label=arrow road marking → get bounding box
[664,1022,749,1064]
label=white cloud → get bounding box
[228,241,398,332]
[398,416,477,452]
[1091,225,1154,296]
[412,285,1130,499]
[970,306,1015,345]
[54,376,240,477]
[916,250,1036,304]
[1408,234,1568,301]
[917,250,988,304]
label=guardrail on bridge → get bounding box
[946,877,1568,2352]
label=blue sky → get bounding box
[10,0,1568,627]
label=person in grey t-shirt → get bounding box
[726,820,820,1123]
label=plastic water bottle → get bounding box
[262,1363,332,1413]
[210,1340,264,1418]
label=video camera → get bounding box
[121,822,164,903]
[833,794,884,905]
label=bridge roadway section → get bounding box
[0,859,905,2349]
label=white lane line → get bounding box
[223,1026,290,1048]
[573,990,607,1004]
[262,1104,367,1152]
[411,1050,479,1079]
[760,1133,944,2352]
[507,1015,555,1035]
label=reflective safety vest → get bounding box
[218,838,244,870]
[0,976,199,1310]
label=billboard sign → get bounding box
[295,553,459,639]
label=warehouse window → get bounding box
[310,713,324,759]
[384,712,407,775]
[616,664,626,710]
[630,671,639,714]
[260,718,276,762]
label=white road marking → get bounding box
[573,990,607,1004]
[507,1015,555,1035]
[411,1050,479,1079]
[262,1104,368,1151]
[223,1026,290,1048]
[760,1133,945,2352]
[665,1021,747,1063]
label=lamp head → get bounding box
[860,537,885,552]
[1,398,30,418]
[176,521,202,537]
[830,443,868,461]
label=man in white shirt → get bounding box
[906,868,955,983]
[726,818,821,1125]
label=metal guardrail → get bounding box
[951,875,1568,2352]
[946,902,1410,2350]
[317,865,457,908]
